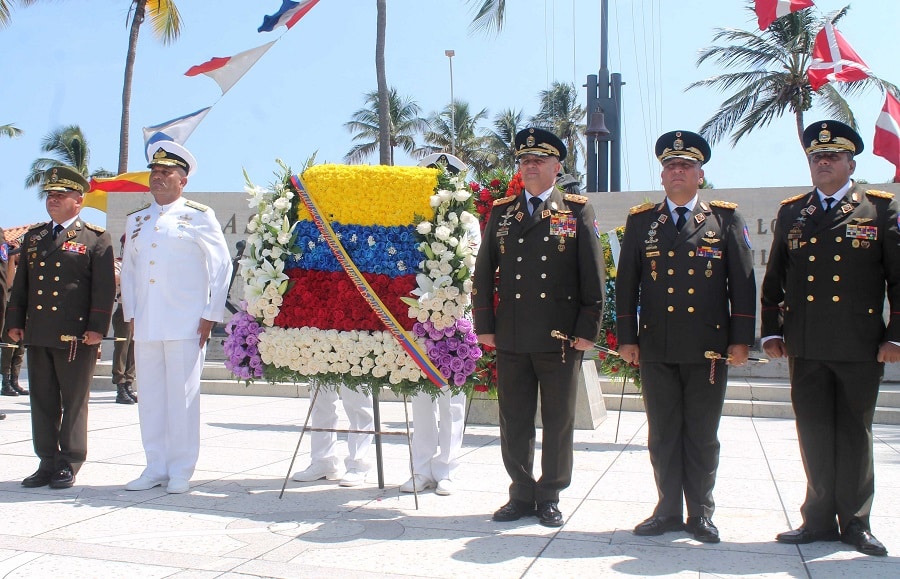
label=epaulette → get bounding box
[564,193,588,204]
[866,189,895,200]
[493,196,516,206]
[84,223,105,233]
[629,202,655,215]
[184,199,209,212]
[27,222,48,231]
[710,200,738,210]
[780,193,807,205]
[127,202,151,215]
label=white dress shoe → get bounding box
[125,476,167,491]
[166,479,190,494]
[400,474,436,493]
[292,462,343,482]
[339,469,369,487]
[435,479,455,496]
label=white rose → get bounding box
[416,221,432,235]
[434,225,451,241]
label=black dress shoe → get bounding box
[492,499,536,522]
[22,469,53,488]
[1,383,19,396]
[686,516,720,543]
[537,501,564,527]
[633,515,685,536]
[841,521,888,556]
[776,526,840,544]
[49,465,75,489]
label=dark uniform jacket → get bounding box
[6,220,115,348]
[473,188,605,352]
[616,198,756,363]
[761,184,900,361]
[0,228,8,328]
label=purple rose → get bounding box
[428,329,444,341]
[439,365,452,379]
[246,334,259,347]
[470,346,483,359]
[427,346,441,360]
[443,325,456,337]
[453,372,467,386]
[456,318,473,333]
[464,332,479,345]
[446,337,460,350]
[413,322,427,337]
[463,359,476,374]
[449,357,465,373]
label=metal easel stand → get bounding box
[279,383,419,509]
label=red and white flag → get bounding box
[874,92,900,182]
[185,41,276,95]
[807,21,870,91]
[754,0,815,30]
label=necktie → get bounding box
[52,224,63,240]
[674,207,689,232]
[529,196,542,216]
[824,197,835,212]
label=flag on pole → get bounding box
[184,41,276,94]
[84,172,151,212]
[142,107,211,156]
[754,0,815,30]
[874,92,900,182]
[259,0,321,33]
[807,21,871,91]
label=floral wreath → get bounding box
[224,162,482,396]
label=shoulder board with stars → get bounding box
[866,189,895,200]
[629,202,655,215]
[780,193,807,205]
[127,202,151,215]
[564,193,588,204]
[492,195,516,206]
[710,200,738,210]
[184,199,209,212]
[84,223,105,233]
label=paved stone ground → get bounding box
[1,382,899,578]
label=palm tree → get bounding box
[0,0,37,28]
[25,125,113,196]
[343,88,429,165]
[0,123,22,139]
[375,0,389,165]
[484,108,523,170]
[118,1,183,174]
[422,101,493,177]
[466,0,506,35]
[531,81,586,178]
[688,2,898,150]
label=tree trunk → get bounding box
[118,0,146,175]
[375,0,390,165]
[794,110,806,152]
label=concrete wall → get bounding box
[108,182,900,380]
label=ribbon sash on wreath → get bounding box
[290,174,449,390]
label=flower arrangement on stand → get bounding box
[596,226,641,389]
[224,163,483,396]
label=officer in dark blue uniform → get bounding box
[474,128,605,527]
[617,131,756,543]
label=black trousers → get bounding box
[27,344,98,474]
[788,357,881,532]
[640,360,728,519]
[111,303,135,385]
[496,347,583,504]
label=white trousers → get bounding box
[309,386,374,472]
[135,339,204,481]
[410,390,466,481]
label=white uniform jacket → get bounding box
[121,196,232,342]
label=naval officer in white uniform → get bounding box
[121,141,232,494]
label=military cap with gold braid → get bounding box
[514,127,567,162]
[146,140,197,177]
[42,166,90,194]
[802,119,864,156]
[655,130,711,165]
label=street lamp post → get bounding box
[445,49,455,155]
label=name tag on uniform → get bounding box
[696,246,722,259]
[62,241,87,255]
[845,224,877,240]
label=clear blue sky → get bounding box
[1,0,898,229]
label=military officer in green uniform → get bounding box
[762,120,896,557]
[474,127,605,527]
[5,166,115,489]
[617,131,756,543]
